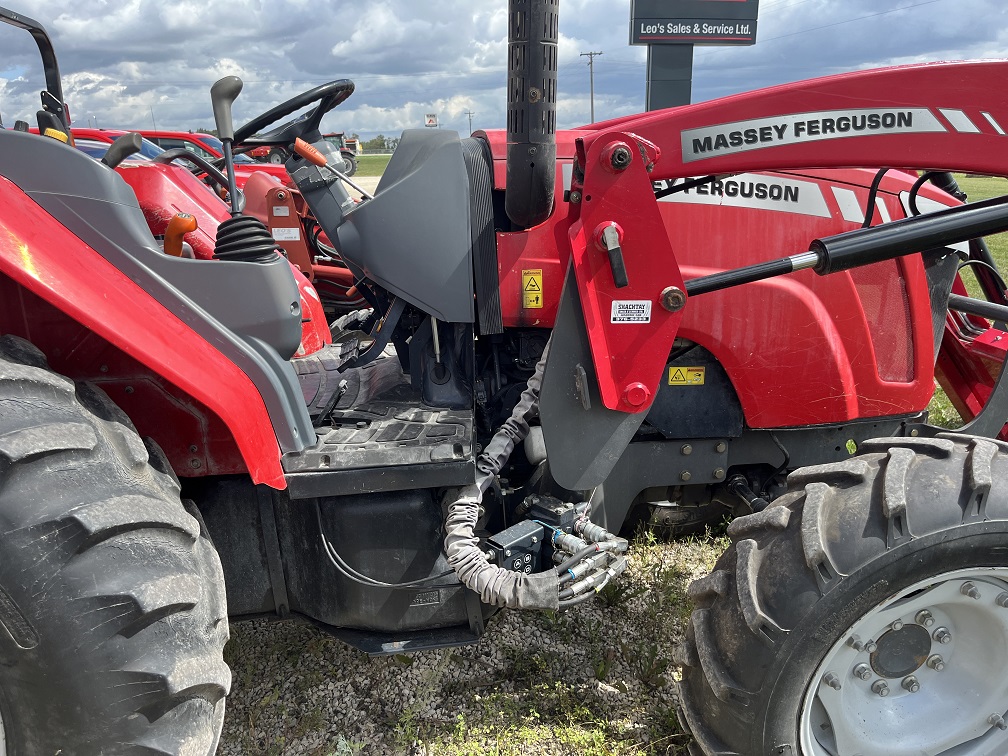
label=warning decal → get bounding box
[668,366,706,386]
[611,300,652,323]
[522,269,543,309]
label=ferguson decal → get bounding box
[681,108,946,162]
[654,174,832,218]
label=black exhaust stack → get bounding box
[505,0,559,229]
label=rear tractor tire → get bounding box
[0,335,230,754]
[677,433,1008,756]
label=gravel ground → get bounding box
[217,532,727,756]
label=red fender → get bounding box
[0,176,286,488]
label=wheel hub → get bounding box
[870,622,932,679]
[800,568,1008,756]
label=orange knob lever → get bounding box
[294,138,327,167]
[164,212,197,257]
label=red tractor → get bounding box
[3,2,1008,754]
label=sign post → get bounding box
[630,0,759,110]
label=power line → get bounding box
[580,50,603,123]
[465,109,475,135]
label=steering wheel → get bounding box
[231,79,355,153]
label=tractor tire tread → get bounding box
[0,335,229,754]
[676,434,1008,755]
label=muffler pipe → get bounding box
[505,0,558,229]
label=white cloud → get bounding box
[2,0,1007,138]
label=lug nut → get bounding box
[996,592,1008,608]
[872,680,890,697]
[990,714,1008,731]
[933,627,952,644]
[915,610,935,627]
[902,675,920,693]
[891,619,904,631]
[927,654,945,671]
[822,672,842,691]
[847,635,878,653]
[853,663,872,680]
[961,582,982,600]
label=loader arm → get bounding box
[564,60,1008,416]
[544,60,1008,489]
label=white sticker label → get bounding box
[272,205,290,216]
[611,300,651,323]
[272,227,300,241]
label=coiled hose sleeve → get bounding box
[444,341,560,610]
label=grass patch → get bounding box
[354,154,392,177]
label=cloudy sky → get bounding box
[2,0,1007,141]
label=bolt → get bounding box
[961,582,982,600]
[569,190,582,204]
[681,471,692,482]
[624,382,651,407]
[997,593,1008,608]
[713,468,726,480]
[531,536,539,545]
[276,190,287,201]
[610,145,632,171]
[864,640,878,653]
[848,635,866,651]
[934,627,952,644]
[891,619,904,631]
[927,654,945,671]
[872,680,890,697]
[715,441,727,453]
[124,385,134,394]
[910,428,920,437]
[990,714,1008,731]
[505,549,512,558]
[822,672,842,691]
[681,444,693,456]
[853,663,872,680]
[189,458,201,470]
[915,610,935,627]
[902,675,920,693]
[660,286,687,313]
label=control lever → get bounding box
[293,138,374,200]
[209,76,244,216]
[164,213,197,257]
[101,132,142,168]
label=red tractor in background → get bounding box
[3,1,1008,754]
[252,131,358,175]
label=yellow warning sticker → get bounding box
[668,366,706,386]
[522,269,543,309]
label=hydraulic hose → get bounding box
[444,341,562,610]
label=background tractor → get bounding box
[3,1,1008,754]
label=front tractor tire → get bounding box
[0,336,230,754]
[677,434,1008,756]
[267,147,287,164]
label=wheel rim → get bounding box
[800,567,1008,756]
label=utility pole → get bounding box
[149,105,157,131]
[465,110,475,135]
[580,50,602,123]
